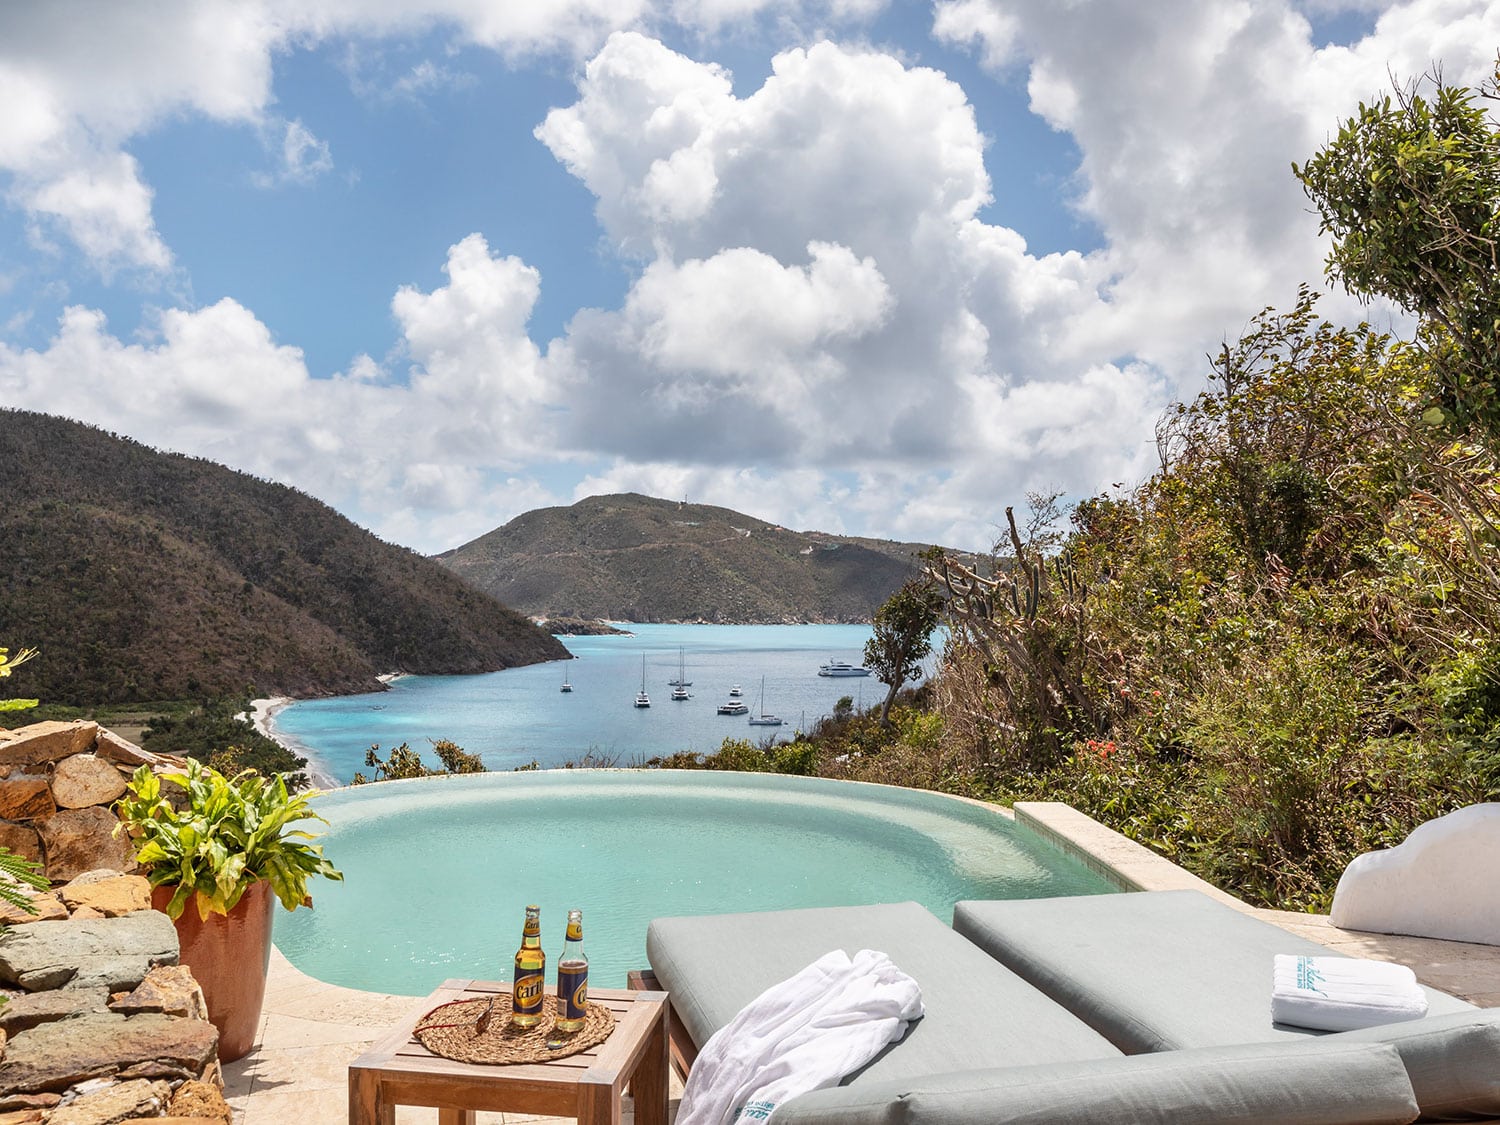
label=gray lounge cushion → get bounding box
[646,901,1120,1088]
[1333,1009,1500,1121]
[774,1039,1420,1125]
[952,890,1473,1053]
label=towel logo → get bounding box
[734,1100,777,1122]
[1296,956,1327,995]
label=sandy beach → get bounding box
[249,695,342,789]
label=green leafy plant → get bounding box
[0,847,48,913]
[115,759,342,921]
[0,647,39,713]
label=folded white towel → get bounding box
[676,949,923,1125]
[1272,954,1428,1031]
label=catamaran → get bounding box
[560,667,573,693]
[634,655,651,708]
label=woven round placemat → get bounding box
[413,993,615,1065]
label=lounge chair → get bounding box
[644,891,1500,1122]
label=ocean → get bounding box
[269,622,887,784]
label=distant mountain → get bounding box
[0,410,568,705]
[436,493,956,624]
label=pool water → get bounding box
[274,771,1118,996]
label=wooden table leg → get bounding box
[631,1008,670,1125]
[577,1072,623,1125]
[348,1066,394,1125]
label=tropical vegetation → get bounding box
[139,697,309,786]
[674,62,1500,914]
[351,739,487,784]
[0,646,38,714]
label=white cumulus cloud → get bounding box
[0,234,566,551]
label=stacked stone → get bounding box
[0,722,186,882]
[0,722,228,1125]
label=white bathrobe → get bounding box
[676,948,924,1125]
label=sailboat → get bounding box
[560,666,573,693]
[747,675,783,726]
[634,655,651,708]
[667,646,693,687]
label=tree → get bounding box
[141,697,308,790]
[351,739,488,784]
[1294,61,1500,435]
[864,580,943,726]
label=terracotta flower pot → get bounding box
[152,880,275,1063]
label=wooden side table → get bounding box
[348,980,669,1125]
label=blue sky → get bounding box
[1,1,1494,555]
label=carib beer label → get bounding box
[513,969,546,1013]
[559,964,588,1020]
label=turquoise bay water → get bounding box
[274,771,1118,995]
[273,623,891,783]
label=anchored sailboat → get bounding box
[747,675,783,726]
[634,655,651,708]
[667,645,692,687]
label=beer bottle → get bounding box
[511,904,546,1028]
[555,909,589,1033]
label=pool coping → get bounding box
[1012,800,1248,908]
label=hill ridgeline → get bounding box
[437,493,954,624]
[0,409,567,705]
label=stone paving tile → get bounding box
[235,1038,367,1091]
[239,1084,348,1125]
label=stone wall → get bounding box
[0,722,185,883]
[0,722,230,1125]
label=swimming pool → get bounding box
[273,771,1119,996]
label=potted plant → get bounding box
[115,759,342,1062]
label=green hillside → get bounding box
[436,493,955,623]
[0,409,567,705]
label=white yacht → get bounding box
[817,660,871,677]
[717,699,749,715]
[560,667,573,693]
[728,684,743,697]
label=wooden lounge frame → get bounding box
[627,968,697,1080]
